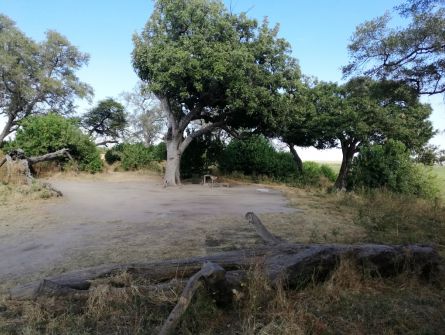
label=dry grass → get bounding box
[0,182,60,206]
[1,257,444,334]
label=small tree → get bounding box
[82,98,127,146]
[0,15,92,145]
[315,78,434,190]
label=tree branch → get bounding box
[179,121,225,153]
[27,148,73,165]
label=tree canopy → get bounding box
[343,0,445,95]
[0,14,92,145]
[132,0,300,185]
[82,98,127,146]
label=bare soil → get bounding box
[0,172,363,293]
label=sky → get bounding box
[1,0,444,161]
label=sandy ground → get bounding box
[0,172,299,291]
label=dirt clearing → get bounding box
[0,172,363,293]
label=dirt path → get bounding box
[0,172,296,291]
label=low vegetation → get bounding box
[4,114,102,173]
[1,256,443,335]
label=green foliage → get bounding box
[218,136,337,186]
[133,0,300,183]
[219,136,289,178]
[104,149,121,165]
[351,140,438,198]
[0,14,92,145]
[119,143,154,171]
[313,78,434,189]
[301,162,337,185]
[181,136,225,178]
[105,141,167,170]
[152,142,167,161]
[7,113,102,173]
[82,98,127,142]
[415,144,445,165]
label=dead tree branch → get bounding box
[159,262,225,335]
[245,212,283,245]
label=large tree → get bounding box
[132,0,299,185]
[0,15,92,146]
[343,0,445,95]
[82,98,127,146]
[120,83,166,146]
[316,78,434,190]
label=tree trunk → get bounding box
[288,143,303,174]
[334,141,356,190]
[164,135,183,186]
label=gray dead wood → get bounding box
[27,148,72,165]
[1,148,71,191]
[158,262,225,335]
[9,243,441,300]
[245,212,283,245]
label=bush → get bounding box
[152,142,167,161]
[350,140,438,199]
[299,161,336,186]
[120,143,154,171]
[7,113,102,173]
[105,142,167,171]
[104,149,121,165]
[218,135,296,180]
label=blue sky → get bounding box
[1,0,443,160]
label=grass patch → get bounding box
[0,181,60,205]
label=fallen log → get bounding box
[0,148,71,189]
[27,148,73,165]
[8,213,443,301]
[9,242,441,300]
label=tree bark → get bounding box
[288,143,303,174]
[0,114,16,147]
[164,135,183,186]
[160,95,225,186]
[334,140,357,190]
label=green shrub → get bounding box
[7,113,102,173]
[320,164,337,182]
[351,140,438,199]
[299,161,336,186]
[153,142,167,161]
[105,149,121,165]
[120,143,154,171]
[219,135,296,180]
